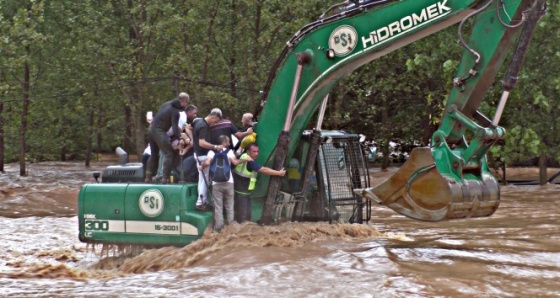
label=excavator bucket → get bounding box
[355,148,499,222]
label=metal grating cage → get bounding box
[316,135,371,223]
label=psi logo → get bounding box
[328,25,357,57]
[139,189,164,217]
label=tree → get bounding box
[488,0,560,184]
[0,0,555,175]
[0,0,48,175]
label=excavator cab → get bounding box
[276,130,370,224]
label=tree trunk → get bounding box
[60,141,67,161]
[96,104,104,157]
[381,97,390,170]
[173,74,179,95]
[539,152,547,185]
[201,5,219,82]
[124,105,133,153]
[19,58,30,176]
[85,103,94,167]
[132,84,146,161]
[248,0,262,111]
[0,100,4,172]
[228,1,237,98]
[381,141,390,170]
[129,82,144,161]
[128,0,148,161]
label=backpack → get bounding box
[209,149,231,182]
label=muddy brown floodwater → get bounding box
[1,160,559,297]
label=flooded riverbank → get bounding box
[1,160,559,297]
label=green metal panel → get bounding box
[79,184,126,220]
[123,184,187,221]
[250,199,264,222]
[78,183,213,246]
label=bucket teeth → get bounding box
[355,147,500,222]
[355,188,381,204]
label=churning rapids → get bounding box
[1,160,559,297]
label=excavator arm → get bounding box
[253,0,546,223]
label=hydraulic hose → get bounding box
[495,0,525,28]
[454,0,494,86]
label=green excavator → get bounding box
[78,0,546,247]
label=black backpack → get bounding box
[209,149,231,182]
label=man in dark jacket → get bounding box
[145,92,190,183]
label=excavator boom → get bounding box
[254,0,545,222]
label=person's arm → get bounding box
[258,167,286,176]
[171,111,181,140]
[199,126,223,151]
[199,139,223,151]
[234,126,253,139]
[183,124,193,141]
[179,132,192,155]
[228,150,249,166]
[230,156,250,166]
[199,155,213,170]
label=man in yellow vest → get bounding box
[233,143,286,223]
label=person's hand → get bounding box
[278,168,286,176]
[246,127,254,134]
[181,133,191,145]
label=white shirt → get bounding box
[167,111,187,137]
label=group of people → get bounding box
[143,93,198,182]
[144,92,286,232]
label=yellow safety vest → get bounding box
[234,153,258,191]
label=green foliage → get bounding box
[490,125,540,165]
[498,0,560,165]
[0,0,558,167]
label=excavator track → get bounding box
[355,148,499,221]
